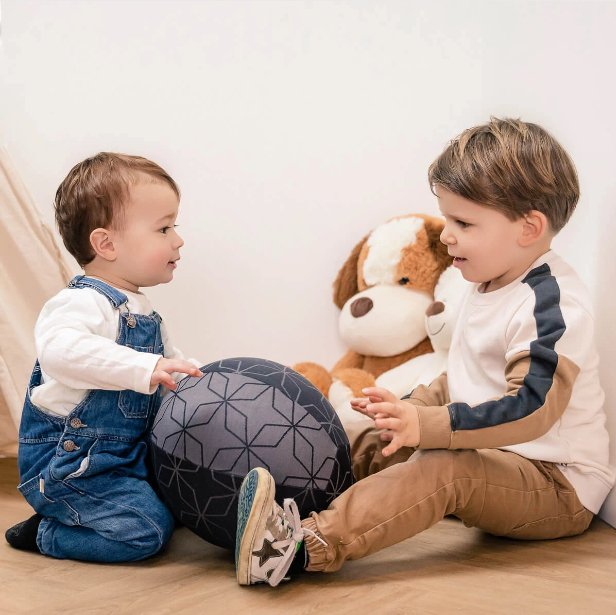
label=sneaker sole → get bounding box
[236,467,275,585]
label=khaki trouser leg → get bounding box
[302,445,593,573]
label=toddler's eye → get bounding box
[159,224,178,234]
[456,220,471,229]
[398,277,410,285]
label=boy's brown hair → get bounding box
[428,117,579,233]
[54,152,180,266]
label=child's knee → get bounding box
[126,503,174,559]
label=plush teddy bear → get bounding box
[294,213,453,404]
[333,263,470,427]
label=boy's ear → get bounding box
[89,228,117,261]
[518,211,549,246]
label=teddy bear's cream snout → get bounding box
[338,285,432,357]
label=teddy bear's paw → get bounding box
[293,362,333,397]
[331,368,377,398]
[329,379,374,429]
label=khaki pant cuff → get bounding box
[302,516,332,572]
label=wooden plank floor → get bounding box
[1,457,615,615]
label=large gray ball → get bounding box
[150,357,353,549]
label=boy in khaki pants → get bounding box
[235,117,615,587]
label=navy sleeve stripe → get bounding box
[448,263,565,431]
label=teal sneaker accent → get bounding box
[235,468,259,566]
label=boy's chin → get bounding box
[135,276,173,288]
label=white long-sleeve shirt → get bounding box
[31,284,199,417]
[406,251,615,514]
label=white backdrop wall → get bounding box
[1,0,615,524]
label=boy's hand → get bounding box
[151,358,203,391]
[351,386,420,457]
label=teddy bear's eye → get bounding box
[398,277,410,285]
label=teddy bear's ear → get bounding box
[332,235,369,309]
[423,216,452,273]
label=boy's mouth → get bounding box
[453,257,467,262]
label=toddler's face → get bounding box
[436,187,527,292]
[112,180,183,290]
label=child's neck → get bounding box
[482,243,552,293]
[83,265,140,293]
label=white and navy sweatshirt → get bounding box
[406,250,614,514]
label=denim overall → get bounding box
[17,276,174,562]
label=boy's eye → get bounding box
[159,224,178,234]
[456,220,471,229]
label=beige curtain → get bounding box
[0,147,74,456]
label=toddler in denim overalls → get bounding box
[6,153,202,562]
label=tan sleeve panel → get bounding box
[416,352,579,450]
[417,404,452,448]
[448,352,579,449]
[404,372,450,407]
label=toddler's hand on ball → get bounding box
[151,358,203,391]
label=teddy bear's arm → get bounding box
[293,362,333,397]
[332,350,365,372]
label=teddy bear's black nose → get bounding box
[350,297,373,318]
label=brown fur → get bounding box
[295,214,452,401]
[330,368,377,398]
[294,362,334,397]
[332,235,369,309]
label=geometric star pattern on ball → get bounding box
[150,357,354,550]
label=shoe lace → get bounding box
[268,498,327,586]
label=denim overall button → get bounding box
[63,440,79,452]
[70,418,84,429]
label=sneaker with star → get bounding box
[235,467,326,587]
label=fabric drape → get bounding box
[0,147,74,456]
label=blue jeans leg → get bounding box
[37,477,174,562]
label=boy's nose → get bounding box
[174,231,185,248]
[440,227,456,245]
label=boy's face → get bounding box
[112,180,183,290]
[436,187,528,292]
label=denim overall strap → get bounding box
[61,275,164,439]
[67,275,128,308]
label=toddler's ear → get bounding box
[90,228,117,261]
[519,211,549,246]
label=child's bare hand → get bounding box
[351,386,420,456]
[151,358,203,391]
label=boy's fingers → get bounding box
[374,417,400,431]
[352,405,371,417]
[155,372,177,390]
[165,361,202,376]
[350,397,369,407]
[381,439,401,457]
[362,387,396,403]
[366,401,399,417]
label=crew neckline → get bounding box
[470,250,554,306]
